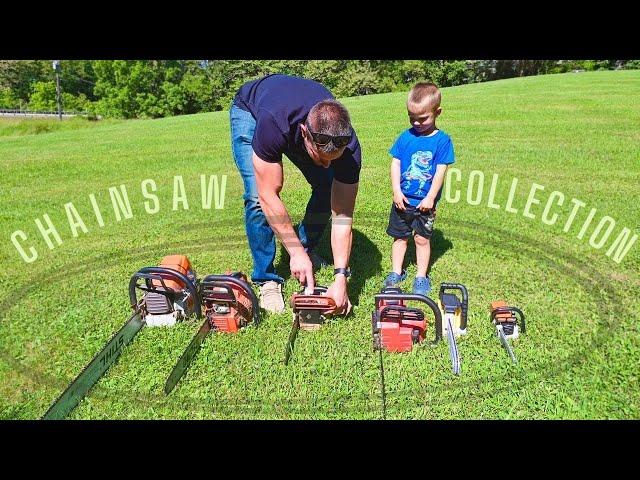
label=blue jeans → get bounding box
[229,103,333,284]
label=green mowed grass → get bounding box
[0,71,638,419]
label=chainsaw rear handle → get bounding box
[374,293,443,343]
[439,282,469,330]
[491,306,526,333]
[129,267,201,317]
[201,274,260,326]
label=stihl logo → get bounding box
[99,335,125,367]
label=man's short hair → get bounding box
[307,99,352,154]
[408,82,441,110]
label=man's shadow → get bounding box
[274,226,382,306]
[403,228,453,274]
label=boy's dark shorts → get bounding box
[386,203,437,239]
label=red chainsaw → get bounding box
[371,286,443,353]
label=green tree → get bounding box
[28,81,57,111]
[0,86,19,108]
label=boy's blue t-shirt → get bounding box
[389,128,455,207]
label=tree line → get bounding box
[1,60,638,119]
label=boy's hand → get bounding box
[393,190,409,211]
[418,195,435,212]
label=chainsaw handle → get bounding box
[374,293,443,344]
[439,282,468,330]
[201,274,261,327]
[129,267,201,318]
[298,285,328,295]
[491,306,525,333]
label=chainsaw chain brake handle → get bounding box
[200,274,261,327]
[374,292,443,344]
[439,282,469,330]
[129,267,201,318]
[490,303,525,334]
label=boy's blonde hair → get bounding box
[407,82,441,110]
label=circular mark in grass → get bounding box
[0,218,632,418]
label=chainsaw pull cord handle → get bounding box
[201,274,261,327]
[439,282,469,330]
[374,293,443,344]
[129,267,202,318]
[490,306,526,334]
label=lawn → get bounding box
[0,71,638,419]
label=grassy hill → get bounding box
[1,71,638,419]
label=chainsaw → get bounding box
[164,272,260,394]
[438,282,469,376]
[371,287,443,353]
[283,285,336,365]
[371,287,443,418]
[490,301,525,364]
[42,254,201,420]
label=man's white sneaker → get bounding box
[258,281,285,313]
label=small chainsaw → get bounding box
[490,301,525,364]
[438,283,469,375]
[283,286,336,365]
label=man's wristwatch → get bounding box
[334,267,351,279]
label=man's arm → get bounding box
[325,179,358,314]
[331,179,358,268]
[419,164,449,211]
[252,152,314,289]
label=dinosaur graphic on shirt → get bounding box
[402,150,433,195]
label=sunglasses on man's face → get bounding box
[305,122,352,148]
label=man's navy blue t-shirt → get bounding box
[233,74,362,184]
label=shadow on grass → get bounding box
[274,226,382,306]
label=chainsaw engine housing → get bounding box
[201,273,257,333]
[291,286,336,331]
[490,301,525,339]
[129,255,200,327]
[372,287,441,352]
[438,283,469,338]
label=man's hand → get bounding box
[290,251,315,292]
[393,189,409,211]
[324,275,352,316]
[418,195,435,212]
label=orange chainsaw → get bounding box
[164,272,260,394]
[490,301,525,364]
[283,286,336,365]
[44,254,201,419]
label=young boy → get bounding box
[383,82,455,295]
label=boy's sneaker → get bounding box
[307,249,329,270]
[382,270,407,288]
[412,276,432,296]
[258,281,285,313]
